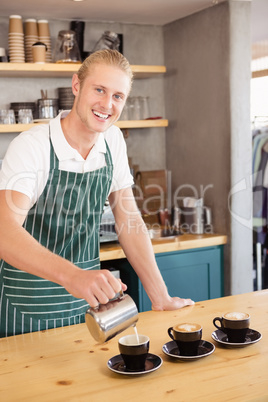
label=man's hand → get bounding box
[152,296,195,311]
[64,268,128,308]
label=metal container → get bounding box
[92,31,120,52]
[85,292,138,343]
[38,98,58,119]
[180,206,212,234]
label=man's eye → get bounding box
[96,88,103,93]
[114,94,122,100]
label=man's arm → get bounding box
[109,187,194,310]
[0,190,125,307]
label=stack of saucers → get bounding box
[37,20,52,63]
[24,19,38,63]
[8,15,25,63]
[58,87,75,110]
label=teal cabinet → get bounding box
[102,245,224,312]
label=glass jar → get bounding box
[0,109,16,124]
[53,30,81,63]
[140,96,150,120]
[18,109,33,124]
[119,102,129,121]
[128,97,141,120]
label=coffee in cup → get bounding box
[118,334,149,371]
[168,323,202,356]
[213,312,250,343]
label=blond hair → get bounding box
[77,49,133,91]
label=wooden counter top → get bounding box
[0,290,267,401]
[100,233,227,261]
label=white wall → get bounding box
[229,0,252,295]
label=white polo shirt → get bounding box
[0,111,134,208]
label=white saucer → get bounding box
[162,340,215,361]
[107,353,163,375]
[211,328,262,348]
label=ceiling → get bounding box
[0,0,267,41]
[1,0,227,25]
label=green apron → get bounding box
[0,131,113,337]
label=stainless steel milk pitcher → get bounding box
[85,292,139,343]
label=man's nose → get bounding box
[102,94,113,109]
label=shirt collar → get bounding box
[49,111,107,162]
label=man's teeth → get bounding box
[93,111,109,119]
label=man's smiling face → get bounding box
[73,62,131,134]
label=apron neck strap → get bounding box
[49,125,59,170]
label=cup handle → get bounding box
[213,317,224,332]
[168,327,174,340]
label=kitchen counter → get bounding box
[101,233,227,310]
[100,233,227,261]
[1,290,267,401]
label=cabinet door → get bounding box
[139,246,224,312]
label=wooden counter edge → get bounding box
[100,234,227,261]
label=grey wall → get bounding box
[164,2,231,232]
[163,1,252,295]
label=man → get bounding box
[0,50,194,337]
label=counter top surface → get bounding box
[1,290,267,401]
[100,233,227,261]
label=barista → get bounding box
[0,50,194,337]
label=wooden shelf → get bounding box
[252,69,268,79]
[116,119,168,128]
[0,119,168,133]
[0,63,166,79]
[131,65,166,78]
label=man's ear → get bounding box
[72,73,80,96]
